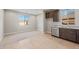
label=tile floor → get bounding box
[0,31,79,49]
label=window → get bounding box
[61,9,74,16]
[19,15,30,26]
[19,16,29,21]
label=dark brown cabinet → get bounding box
[45,10,59,22]
[59,28,66,39]
[59,28,76,42]
[76,30,79,43]
[45,12,50,18]
[53,10,59,22]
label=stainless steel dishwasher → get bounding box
[51,27,59,37]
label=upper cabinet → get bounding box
[45,10,59,22]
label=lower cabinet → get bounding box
[59,28,76,42]
[76,30,79,43]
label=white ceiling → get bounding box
[6,9,56,15]
[10,9,44,15]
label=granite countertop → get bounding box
[52,25,79,29]
[59,26,79,30]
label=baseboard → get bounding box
[4,31,28,36]
[4,32,19,36]
[4,30,37,36]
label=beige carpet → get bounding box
[0,31,79,49]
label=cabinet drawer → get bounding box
[59,28,76,42]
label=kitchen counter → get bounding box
[59,25,79,29]
[59,27,79,30]
[51,25,79,39]
[59,28,79,43]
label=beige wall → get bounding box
[4,10,37,35]
[75,10,79,26]
[36,13,44,32]
[0,9,4,41]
